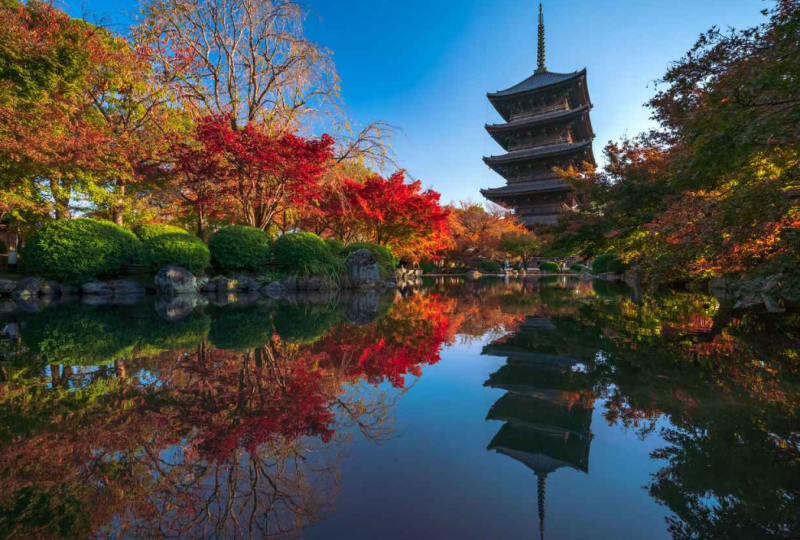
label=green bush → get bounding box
[570,264,585,273]
[478,260,503,273]
[0,238,7,254]
[140,233,210,273]
[419,259,436,273]
[540,261,560,272]
[342,242,397,279]
[273,232,341,277]
[324,238,346,257]
[592,252,619,274]
[208,225,272,273]
[22,219,140,283]
[133,223,190,242]
[607,257,628,275]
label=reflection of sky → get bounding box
[308,335,672,540]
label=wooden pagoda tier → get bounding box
[481,5,596,229]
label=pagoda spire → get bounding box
[536,3,546,74]
[537,472,547,539]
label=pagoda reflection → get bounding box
[483,315,598,539]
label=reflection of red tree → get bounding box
[316,293,453,388]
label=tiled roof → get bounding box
[483,140,592,166]
[486,104,591,133]
[488,69,586,98]
[480,179,570,198]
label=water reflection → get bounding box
[0,279,798,539]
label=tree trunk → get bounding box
[113,181,126,225]
[51,179,72,220]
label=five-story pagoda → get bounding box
[481,3,595,227]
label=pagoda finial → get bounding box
[537,472,547,540]
[536,3,547,74]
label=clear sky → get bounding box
[65,0,768,204]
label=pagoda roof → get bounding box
[486,104,592,134]
[488,69,587,100]
[480,179,570,200]
[484,140,592,167]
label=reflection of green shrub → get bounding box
[139,313,211,351]
[274,232,341,277]
[22,219,141,283]
[209,308,272,351]
[2,485,91,540]
[208,225,272,273]
[540,261,560,272]
[133,223,190,242]
[479,260,503,273]
[22,305,138,366]
[274,303,340,344]
[607,257,628,275]
[140,233,210,273]
[342,243,397,279]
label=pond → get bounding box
[1,277,798,540]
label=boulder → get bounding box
[155,265,197,295]
[0,299,18,313]
[58,283,80,297]
[216,277,238,291]
[200,278,218,293]
[210,291,239,306]
[81,282,114,296]
[345,249,382,288]
[235,276,258,291]
[156,295,196,321]
[0,279,17,295]
[262,281,286,299]
[196,277,210,291]
[762,294,785,314]
[465,270,482,280]
[12,277,41,299]
[108,280,145,297]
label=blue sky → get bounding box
[66,0,768,204]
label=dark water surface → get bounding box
[1,277,798,540]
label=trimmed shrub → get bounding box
[140,233,210,273]
[324,238,345,257]
[273,232,341,277]
[592,252,619,274]
[478,260,503,273]
[133,223,190,242]
[570,264,585,273]
[342,242,397,279]
[607,257,628,275]
[23,219,140,283]
[209,225,271,273]
[540,261,560,272]
[419,259,436,274]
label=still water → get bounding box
[1,277,798,540]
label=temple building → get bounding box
[481,3,596,227]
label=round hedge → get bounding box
[208,225,271,273]
[478,260,503,273]
[540,261,560,272]
[324,238,345,257]
[133,223,190,242]
[140,233,210,273]
[273,232,340,276]
[22,219,141,283]
[592,252,620,274]
[341,242,397,279]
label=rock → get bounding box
[196,277,210,291]
[235,276,258,291]
[465,270,482,280]
[303,276,325,291]
[155,265,197,295]
[281,276,298,290]
[108,280,145,297]
[216,277,238,292]
[58,284,80,297]
[81,295,111,306]
[211,291,239,306]
[345,249,382,288]
[13,277,41,299]
[762,274,782,293]
[200,278,218,293]
[262,281,286,299]
[14,296,41,312]
[156,295,196,321]
[0,299,17,313]
[38,280,61,296]
[762,294,785,313]
[81,282,114,296]
[734,292,762,310]
[0,279,17,295]
[345,291,382,325]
